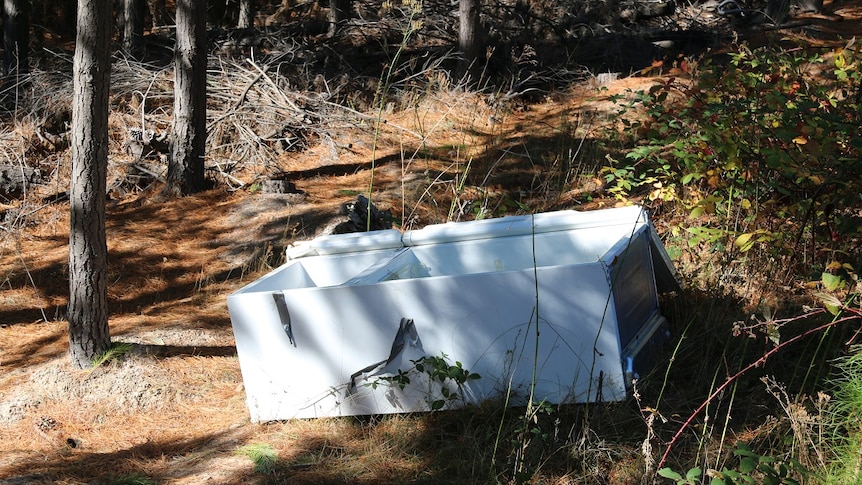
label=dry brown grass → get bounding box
[0,66,632,484]
[1,3,861,482]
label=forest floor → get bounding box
[1,1,861,483]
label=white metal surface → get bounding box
[227,206,678,421]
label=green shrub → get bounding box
[659,442,809,484]
[606,42,861,266]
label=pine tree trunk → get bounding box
[458,0,482,83]
[69,0,111,369]
[3,0,30,77]
[122,0,145,59]
[237,0,254,28]
[168,0,207,195]
[148,0,167,28]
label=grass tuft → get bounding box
[236,443,280,474]
[824,345,862,483]
[91,342,134,368]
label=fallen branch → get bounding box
[246,58,303,113]
[130,162,166,183]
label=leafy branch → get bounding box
[369,353,481,411]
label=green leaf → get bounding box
[722,469,741,478]
[686,467,703,480]
[733,443,756,457]
[734,232,756,252]
[758,454,776,465]
[821,272,844,292]
[734,230,772,252]
[767,326,781,346]
[738,456,757,474]
[658,468,684,480]
[681,172,701,185]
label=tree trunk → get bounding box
[237,0,254,28]
[3,0,30,77]
[327,0,350,38]
[122,0,145,59]
[168,0,207,195]
[458,0,482,83]
[69,0,112,369]
[149,0,167,28]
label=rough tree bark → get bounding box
[149,0,168,28]
[69,0,112,369]
[237,0,254,28]
[168,0,207,195]
[3,0,30,77]
[459,0,483,83]
[122,0,145,59]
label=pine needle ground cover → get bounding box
[1,1,862,483]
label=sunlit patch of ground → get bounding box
[0,5,860,481]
